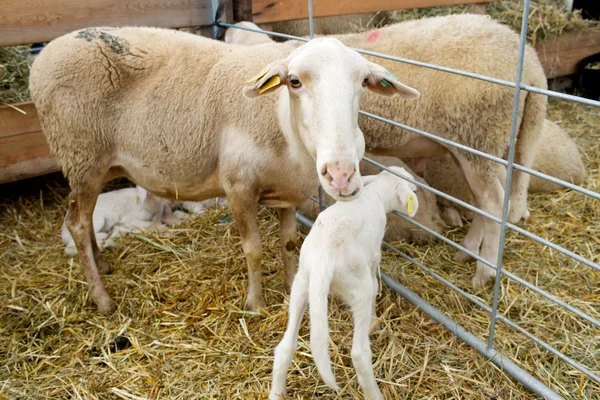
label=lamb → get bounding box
[269,166,419,400]
[30,28,420,313]
[61,186,178,256]
[424,119,586,233]
[224,16,548,287]
[297,154,445,244]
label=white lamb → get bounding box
[61,186,176,256]
[269,166,419,400]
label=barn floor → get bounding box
[0,99,598,399]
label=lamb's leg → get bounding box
[65,189,116,314]
[453,152,504,287]
[269,269,309,400]
[278,207,298,291]
[349,281,384,400]
[228,191,265,311]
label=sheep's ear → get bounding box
[362,175,378,186]
[366,62,420,99]
[243,59,288,98]
[396,185,419,218]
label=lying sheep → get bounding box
[425,119,587,231]
[297,154,445,244]
[30,28,419,313]
[224,16,547,287]
[270,166,418,400]
[61,186,176,256]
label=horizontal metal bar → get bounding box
[296,211,600,386]
[218,23,600,109]
[363,157,600,274]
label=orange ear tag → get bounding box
[245,67,270,84]
[258,75,281,94]
[407,193,414,214]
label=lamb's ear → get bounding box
[243,59,289,98]
[366,62,420,99]
[136,186,148,205]
[396,185,419,218]
[362,175,378,186]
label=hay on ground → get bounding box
[0,98,598,399]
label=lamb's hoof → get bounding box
[269,390,286,400]
[96,258,113,274]
[471,271,496,289]
[245,295,267,313]
[95,296,117,315]
[442,206,463,228]
[454,250,473,264]
[508,205,530,225]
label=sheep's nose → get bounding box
[325,161,355,190]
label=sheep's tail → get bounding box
[309,264,339,392]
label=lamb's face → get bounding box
[244,38,420,202]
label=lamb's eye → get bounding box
[290,77,302,88]
[362,76,369,87]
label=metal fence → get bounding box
[217,1,600,398]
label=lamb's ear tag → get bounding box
[380,79,391,88]
[406,193,415,214]
[245,67,270,84]
[384,69,399,81]
[258,75,281,94]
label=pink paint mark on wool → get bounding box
[366,29,381,43]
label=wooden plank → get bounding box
[233,0,253,22]
[0,0,214,47]
[536,29,600,79]
[0,102,41,139]
[0,130,59,184]
[251,0,493,24]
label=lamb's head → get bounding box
[136,186,174,218]
[244,38,420,201]
[364,166,419,217]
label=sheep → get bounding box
[30,27,420,313]
[424,119,586,234]
[224,15,548,287]
[269,166,419,400]
[297,154,445,244]
[60,186,189,256]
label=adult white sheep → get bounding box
[269,166,419,400]
[30,27,419,313]
[224,15,548,287]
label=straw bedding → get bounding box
[0,98,598,399]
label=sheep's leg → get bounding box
[228,192,265,311]
[453,213,485,264]
[270,269,309,400]
[92,217,112,274]
[348,282,384,400]
[453,153,504,288]
[278,207,298,291]
[66,189,116,314]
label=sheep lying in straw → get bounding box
[424,119,586,233]
[30,28,419,313]
[61,186,176,256]
[297,154,445,244]
[270,166,419,400]
[225,15,548,287]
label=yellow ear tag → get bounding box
[407,193,414,214]
[245,67,269,84]
[258,75,281,94]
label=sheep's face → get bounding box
[244,38,420,202]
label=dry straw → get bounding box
[0,100,598,399]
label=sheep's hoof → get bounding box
[245,295,267,313]
[441,206,463,227]
[95,296,117,315]
[454,250,473,264]
[96,258,113,274]
[471,268,496,288]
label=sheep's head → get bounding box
[244,38,419,201]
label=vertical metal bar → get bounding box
[318,185,325,211]
[487,0,532,350]
[210,0,219,39]
[308,0,315,39]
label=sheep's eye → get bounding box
[290,77,302,88]
[362,76,369,87]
